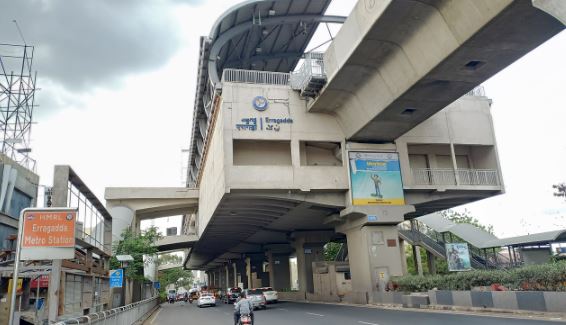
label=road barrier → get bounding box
[53,296,158,325]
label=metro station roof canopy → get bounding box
[187,0,346,186]
[206,0,343,83]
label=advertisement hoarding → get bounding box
[445,243,472,272]
[348,152,405,205]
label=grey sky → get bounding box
[0,0,201,115]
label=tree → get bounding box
[158,253,183,265]
[323,242,342,261]
[159,268,194,289]
[110,226,162,282]
[553,183,566,200]
[440,209,494,235]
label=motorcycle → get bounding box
[168,296,175,304]
[238,314,252,325]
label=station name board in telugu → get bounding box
[236,117,293,132]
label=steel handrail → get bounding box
[53,296,158,325]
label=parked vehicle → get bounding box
[223,287,242,304]
[238,314,252,325]
[243,288,267,310]
[258,287,278,303]
[197,293,216,308]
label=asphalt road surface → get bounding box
[149,300,562,325]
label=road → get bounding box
[148,300,562,325]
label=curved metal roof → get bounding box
[206,0,345,83]
[418,213,566,249]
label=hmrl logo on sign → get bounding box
[252,96,268,111]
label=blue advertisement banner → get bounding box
[348,152,405,205]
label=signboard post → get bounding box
[110,269,124,288]
[9,208,77,325]
[348,152,405,206]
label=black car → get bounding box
[222,287,242,304]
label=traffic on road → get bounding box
[149,298,561,325]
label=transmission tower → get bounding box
[0,43,37,171]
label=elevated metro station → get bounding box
[106,0,565,303]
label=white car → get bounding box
[197,293,216,308]
[259,287,278,303]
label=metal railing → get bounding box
[222,68,290,86]
[411,168,499,186]
[53,297,158,325]
[290,52,326,91]
[457,169,499,186]
[465,85,486,97]
[412,168,456,185]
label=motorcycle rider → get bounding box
[233,292,254,325]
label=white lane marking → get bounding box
[358,321,379,325]
[277,308,288,311]
[306,312,325,317]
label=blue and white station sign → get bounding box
[252,96,269,111]
[110,269,124,288]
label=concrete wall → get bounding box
[198,104,227,236]
[221,82,348,192]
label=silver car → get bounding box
[243,289,267,310]
[197,293,216,308]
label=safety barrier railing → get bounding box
[222,69,290,86]
[412,168,456,185]
[290,52,326,92]
[411,168,500,186]
[53,297,158,325]
[457,169,500,186]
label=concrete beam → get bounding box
[310,0,565,142]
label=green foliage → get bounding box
[324,242,342,261]
[553,183,566,200]
[110,227,162,282]
[158,268,194,290]
[440,209,494,235]
[405,244,449,276]
[158,253,183,265]
[393,261,566,292]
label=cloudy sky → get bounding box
[1,0,564,238]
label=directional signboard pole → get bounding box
[9,208,77,325]
[8,208,25,325]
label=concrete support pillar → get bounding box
[290,231,332,293]
[246,257,252,289]
[233,263,238,288]
[427,251,437,275]
[337,205,414,303]
[412,245,424,276]
[266,251,291,290]
[235,260,248,289]
[399,238,408,275]
[225,265,230,289]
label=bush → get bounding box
[393,261,566,292]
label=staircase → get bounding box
[290,52,327,98]
[398,227,498,270]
